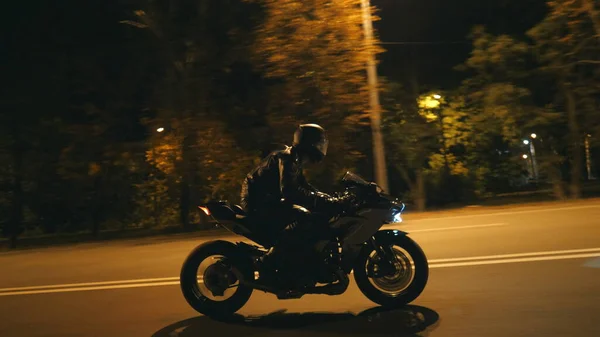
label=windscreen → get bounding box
[342,171,370,186]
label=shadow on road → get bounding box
[152,305,439,337]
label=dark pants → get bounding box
[247,202,312,236]
[244,201,321,265]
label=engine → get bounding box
[315,239,343,284]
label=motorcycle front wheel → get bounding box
[354,234,429,307]
[180,240,254,317]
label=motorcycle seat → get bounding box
[231,204,246,215]
[231,205,247,222]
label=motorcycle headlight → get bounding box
[391,211,403,223]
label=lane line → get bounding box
[403,204,600,222]
[0,277,180,292]
[392,223,507,233]
[429,252,600,268]
[0,281,180,297]
[429,247,600,263]
[2,248,599,297]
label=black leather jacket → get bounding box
[241,146,351,212]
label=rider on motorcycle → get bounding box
[240,123,355,272]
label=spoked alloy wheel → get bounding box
[354,235,428,307]
[180,240,254,317]
[196,255,239,301]
[366,245,416,296]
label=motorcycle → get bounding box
[180,171,429,317]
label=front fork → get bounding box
[367,237,399,278]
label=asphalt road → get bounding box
[1,200,600,337]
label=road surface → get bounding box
[1,200,599,337]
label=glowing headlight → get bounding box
[392,212,403,223]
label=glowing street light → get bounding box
[522,153,533,179]
[433,94,442,100]
[531,133,537,139]
[523,139,530,145]
[156,127,165,133]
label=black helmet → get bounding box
[293,123,329,163]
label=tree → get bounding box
[458,26,568,199]
[122,0,266,228]
[382,82,438,211]
[528,0,600,198]
[544,0,600,41]
[453,83,538,197]
[250,0,384,187]
[0,2,71,246]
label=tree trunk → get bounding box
[180,148,191,230]
[179,127,196,230]
[540,143,568,200]
[563,83,582,199]
[177,64,197,231]
[548,168,567,200]
[180,178,190,229]
[409,46,426,212]
[415,169,426,212]
[91,175,102,237]
[9,131,24,249]
[398,166,426,212]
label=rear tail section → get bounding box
[199,201,242,222]
[198,201,273,247]
[198,206,211,217]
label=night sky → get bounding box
[374,0,547,89]
[3,0,549,109]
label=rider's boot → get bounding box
[258,244,287,284]
[258,228,302,286]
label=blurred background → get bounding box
[1,0,599,248]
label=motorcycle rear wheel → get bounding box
[180,240,254,317]
[354,235,428,307]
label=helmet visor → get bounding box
[314,136,328,156]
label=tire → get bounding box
[354,235,428,307]
[180,240,254,317]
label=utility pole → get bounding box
[360,0,389,192]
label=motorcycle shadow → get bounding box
[152,305,439,337]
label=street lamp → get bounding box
[433,94,442,100]
[360,0,388,192]
[522,154,534,179]
[523,134,539,180]
[156,127,165,133]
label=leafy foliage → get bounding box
[3,0,600,248]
